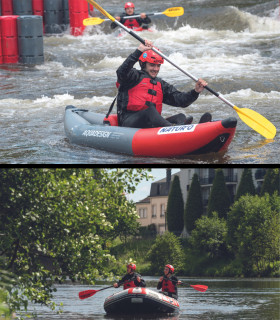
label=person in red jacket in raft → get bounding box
[116,39,211,128]
[157,264,182,299]
[113,263,146,289]
[111,2,151,30]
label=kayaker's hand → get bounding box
[115,16,121,21]
[195,78,208,93]
[136,276,141,283]
[159,276,163,282]
[138,39,153,52]
[178,280,182,285]
[113,283,118,288]
[140,13,147,19]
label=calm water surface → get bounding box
[25,277,280,319]
[0,0,279,163]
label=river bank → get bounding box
[111,236,280,278]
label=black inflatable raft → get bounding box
[64,105,237,157]
[104,287,180,314]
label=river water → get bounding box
[0,0,279,164]
[25,277,280,319]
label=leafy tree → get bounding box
[189,212,228,258]
[235,168,255,201]
[0,168,151,316]
[184,173,203,233]
[207,169,231,219]
[260,168,280,196]
[227,193,280,275]
[166,176,184,236]
[146,232,184,275]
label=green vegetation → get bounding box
[166,175,184,235]
[184,173,203,233]
[207,169,231,219]
[235,168,255,201]
[146,232,184,275]
[0,168,151,317]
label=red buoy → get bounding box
[1,0,13,15]
[0,15,19,64]
[32,0,44,16]
[68,0,89,36]
[0,32,3,64]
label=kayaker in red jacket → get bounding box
[157,264,181,299]
[113,263,146,289]
[111,2,151,30]
[116,39,211,128]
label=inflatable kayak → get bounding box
[104,287,180,314]
[64,105,237,157]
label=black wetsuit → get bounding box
[116,49,199,128]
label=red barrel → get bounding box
[68,0,89,36]
[0,15,19,64]
[32,0,44,16]
[0,32,2,64]
[1,0,13,15]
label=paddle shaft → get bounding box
[79,277,137,299]
[166,277,208,292]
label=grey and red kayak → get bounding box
[104,287,180,314]
[64,105,237,157]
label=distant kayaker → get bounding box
[157,264,181,299]
[113,263,146,289]
[111,2,151,30]
[116,39,211,128]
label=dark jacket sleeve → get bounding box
[161,79,199,108]
[116,49,142,85]
[110,12,126,29]
[157,279,163,290]
[134,273,146,287]
[136,15,151,26]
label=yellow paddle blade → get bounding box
[86,0,115,22]
[233,106,276,139]
[163,7,184,17]
[83,17,106,26]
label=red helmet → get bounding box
[127,263,136,271]
[165,264,174,274]
[139,49,164,65]
[125,2,135,9]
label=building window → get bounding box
[152,205,157,218]
[139,208,147,218]
[160,204,165,217]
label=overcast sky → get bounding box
[127,169,180,203]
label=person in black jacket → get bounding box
[157,264,181,299]
[113,263,146,289]
[111,2,151,30]
[116,39,211,128]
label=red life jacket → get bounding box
[123,280,137,289]
[123,18,140,29]
[162,278,176,293]
[126,77,163,114]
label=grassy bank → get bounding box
[110,236,280,278]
